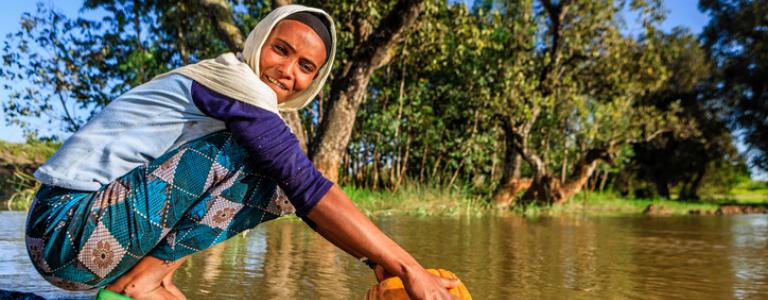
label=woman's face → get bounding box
[259,19,327,103]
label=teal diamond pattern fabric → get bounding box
[25,131,294,290]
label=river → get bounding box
[1,211,767,299]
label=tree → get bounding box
[627,28,742,200]
[3,0,736,207]
[333,1,504,191]
[310,0,426,182]
[486,0,680,206]
[1,1,242,137]
[701,0,768,171]
[1,4,108,136]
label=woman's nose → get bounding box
[276,59,298,79]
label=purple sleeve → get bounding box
[191,81,333,216]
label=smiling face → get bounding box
[259,19,327,103]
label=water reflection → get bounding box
[730,216,768,299]
[264,220,300,299]
[0,212,766,299]
[200,241,226,293]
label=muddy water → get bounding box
[1,211,767,299]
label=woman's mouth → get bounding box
[264,75,289,91]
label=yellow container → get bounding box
[365,269,472,300]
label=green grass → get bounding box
[0,139,60,165]
[710,179,768,205]
[0,166,41,211]
[342,183,490,217]
[343,186,732,218]
[532,192,722,217]
[0,136,764,217]
[0,139,59,210]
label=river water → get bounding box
[1,211,767,299]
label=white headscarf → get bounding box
[154,5,336,113]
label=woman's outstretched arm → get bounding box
[305,184,460,300]
[193,90,458,299]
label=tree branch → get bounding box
[199,0,244,52]
[331,0,424,94]
[627,128,671,144]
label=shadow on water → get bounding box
[1,211,767,299]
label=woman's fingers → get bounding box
[374,264,397,282]
[437,276,461,289]
[402,269,463,300]
[374,264,386,282]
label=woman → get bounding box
[25,5,459,300]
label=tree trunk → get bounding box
[431,152,444,183]
[520,175,562,205]
[522,145,615,205]
[558,147,613,200]
[393,134,411,192]
[419,143,429,182]
[372,147,380,190]
[493,118,526,207]
[680,167,705,200]
[654,177,671,199]
[516,141,557,205]
[560,148,568,184]
[311,0,425,182]
[199,0,244,52]
[133,1,146,82]
[598,169,609,192]
[505,0,572,206]
[175,3,190,65]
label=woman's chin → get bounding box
[261,80,286,101]
[268,89,287,103]
[275,94,293,104]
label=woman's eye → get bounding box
[301,63,315,73]
[273,44,287,55]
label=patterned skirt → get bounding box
[25,131,296,290]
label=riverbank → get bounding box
[2,140,766,216]
[344,186,767,217]
[525,192,767,217]
[2,182,766,216]
[0,140,57,210]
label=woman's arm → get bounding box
[190,85,456,298]
[306,185,459,300]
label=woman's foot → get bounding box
[161,268,186,300]
[106,256,188,300]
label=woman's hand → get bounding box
[401,267,461,300]
[306,185,462,299]
[374,264,461,299]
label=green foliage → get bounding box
[1,4,110,135]
[716,176,768,204]
[701,0,768,171]
[342,180,487,216]
[0,0,755,207]
[0,139,58,207]
[0,1,266,137]
[733,178,768,191]
[3,169,39,210]
[625,28,746,200]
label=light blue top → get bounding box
[34,74,225,191]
